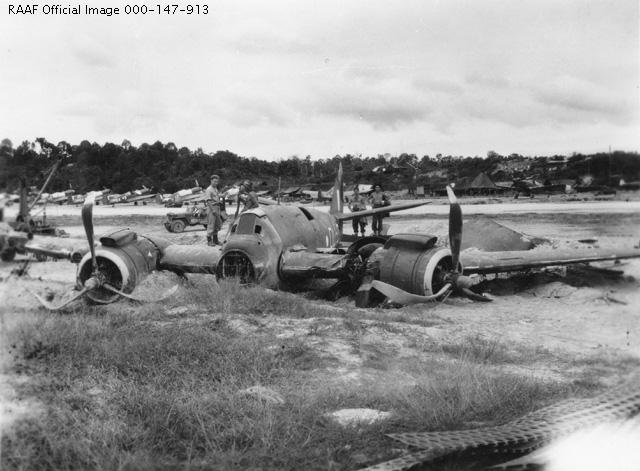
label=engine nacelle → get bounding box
[77,229,163,303]
[216,234,273,286]
[378,234,463,296]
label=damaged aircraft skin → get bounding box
[29,163,640,310]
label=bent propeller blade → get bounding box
[82,195,97,272]
[461,287,492,302]
[103,283,179,303]
[27,287,91,311]
[447,185,463,272]
[370,280,452,306]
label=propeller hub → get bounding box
[83,274,103,291]
[454,274,474,290]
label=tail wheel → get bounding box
[170,220,186,233]
[217,250,255,284]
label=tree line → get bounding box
[0,137,638,194]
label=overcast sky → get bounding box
[1,0,638,160]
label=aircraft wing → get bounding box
[179,192,205,203]
[24,243,84,261]
[158,244,221,274]
[180,193,207,204]
[334,200,430,221]
[460,246,640,275]
[125,193,157,203]
[279,249,352,279]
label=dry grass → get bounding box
[2,279,634,470]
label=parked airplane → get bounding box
[162,186,204,207]
[0,192,20,206]
[29,164,640,310]
[45,189,75,205]
[104,187,156,205]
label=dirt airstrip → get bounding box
[1,199,640,449]
[3,199,640,360]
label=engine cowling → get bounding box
[77,229,163,303]
[378,234,463,296]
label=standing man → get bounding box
[204,174,222,246]
[348,186,368,237]
[234,180,259,220]
[369,183,389,236]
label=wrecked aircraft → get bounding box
[28,163,640,310]
[29,163,428,309]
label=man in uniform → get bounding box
[369,183,390,236]
[234,180,259,219]
[204,174,222,246]
[348,186,368,237]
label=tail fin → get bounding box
[329,162,344,216]
[19,177,28,220]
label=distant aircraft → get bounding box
[86,189,111,198]
[78,189,111,205]
[105,187,156,205]
[45,189,75,205]
[162,186,204,207]
[0,192,20,206]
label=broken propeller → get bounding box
[370,185,490,306]
[30,196,177,310]
[443,185,491,302]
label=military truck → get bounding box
[164,205,208,233]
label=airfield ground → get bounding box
[1,197,640,469]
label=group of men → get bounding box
[204,174,258,246]
[203,175,390,246]
[348,184,389,237]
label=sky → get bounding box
[0,0,638,160]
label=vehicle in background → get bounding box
[163,205,208,233]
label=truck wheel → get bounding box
[164,223,172,232]
[1,249,16,262]
[171,220,186,233]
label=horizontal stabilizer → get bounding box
[334,200,430,221]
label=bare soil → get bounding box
[2,201,640,437]
[4,202,640,357]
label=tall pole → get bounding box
[277,177,281,205]
[29,159,61,211]
[608,145,612,186]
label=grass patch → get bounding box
[407,333,555,365]
[177,277,344,319]
[2,281,632,470]
[439,334,523,364]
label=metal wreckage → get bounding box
[363,374,640,471]
[27,162,640,310]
